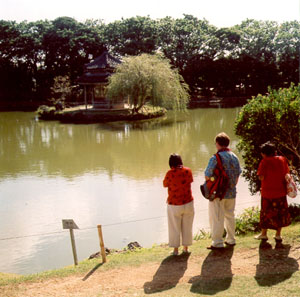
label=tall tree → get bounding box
[157,15,217,95]
[275,21,300,86]
[43,17,106,82]
[234,19,280,95]
[103,16,158,56]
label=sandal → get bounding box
[171,249,179,256]
[254,234,268,240]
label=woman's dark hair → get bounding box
[169,154,183,168]
[215,132,230,147]
[260,141,276,156]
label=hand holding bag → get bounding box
[285,173,297,198]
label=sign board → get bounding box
[62,219,79,230]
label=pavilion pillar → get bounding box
[84,86,87,110]
[92,86,95,107]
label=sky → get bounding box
[0,0,299,28]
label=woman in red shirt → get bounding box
[163,154,194,255]
[255,142,291,242]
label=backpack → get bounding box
[200,153,229,201]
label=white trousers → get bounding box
[209,198,236,247]
[167,201,195,248]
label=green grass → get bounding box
[1,222,300,297]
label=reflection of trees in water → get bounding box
[98,115,178,131]
[0,108,241,179]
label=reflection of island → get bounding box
[0,108,241,180]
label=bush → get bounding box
[235,84,300,194]
[289,203,300,222]
[235,204,300,236]
[235,207,261,235]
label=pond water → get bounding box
[0,108,298,275]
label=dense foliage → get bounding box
[235,84,300,194]
[1,15,300,108]
[107,54,190,112]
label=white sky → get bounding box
[0,0,299,28]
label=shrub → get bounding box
[235,204,300,236]
[235,84,300,194]
[235,207,261,235]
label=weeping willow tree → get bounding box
[106,54,190,113]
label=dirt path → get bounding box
[2,242,300,297]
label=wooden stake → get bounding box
[69,229,78,266]
[97,225,107,263]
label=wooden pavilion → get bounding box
[76,51,125,109]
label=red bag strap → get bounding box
[215,152,223,169]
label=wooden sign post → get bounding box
[62,219,79,266]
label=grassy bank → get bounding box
[1,222,300,296]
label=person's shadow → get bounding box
[189,247,234,295]
[143,252,190,294]
[255,241,299,286]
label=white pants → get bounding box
[167,201,195,248]
[209,198,236,247]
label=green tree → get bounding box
[157,15,217,94]
[275,21,300,86]
[106,54,190,113]
[235,84,300,194]
[234,19,280,95]
[103,16,158,56]
[43,17,106,82]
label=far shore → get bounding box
[0,96,249,113]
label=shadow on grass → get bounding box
[143,252,190,294]
[254,241,299,286]
[82,263,104,281]
[189,246,234,295]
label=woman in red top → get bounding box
[163,154,194,255]
[255,142,291,242]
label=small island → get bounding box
[37,52,188,124]
[37,104,167,124]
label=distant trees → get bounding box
[0,17,106,106]
[1,15,300,108]
[104,16,158,56]
[107,54,190,113]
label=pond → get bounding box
[0,108,298,275]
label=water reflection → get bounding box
[0,108,281,275]
[0,109,241,180]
